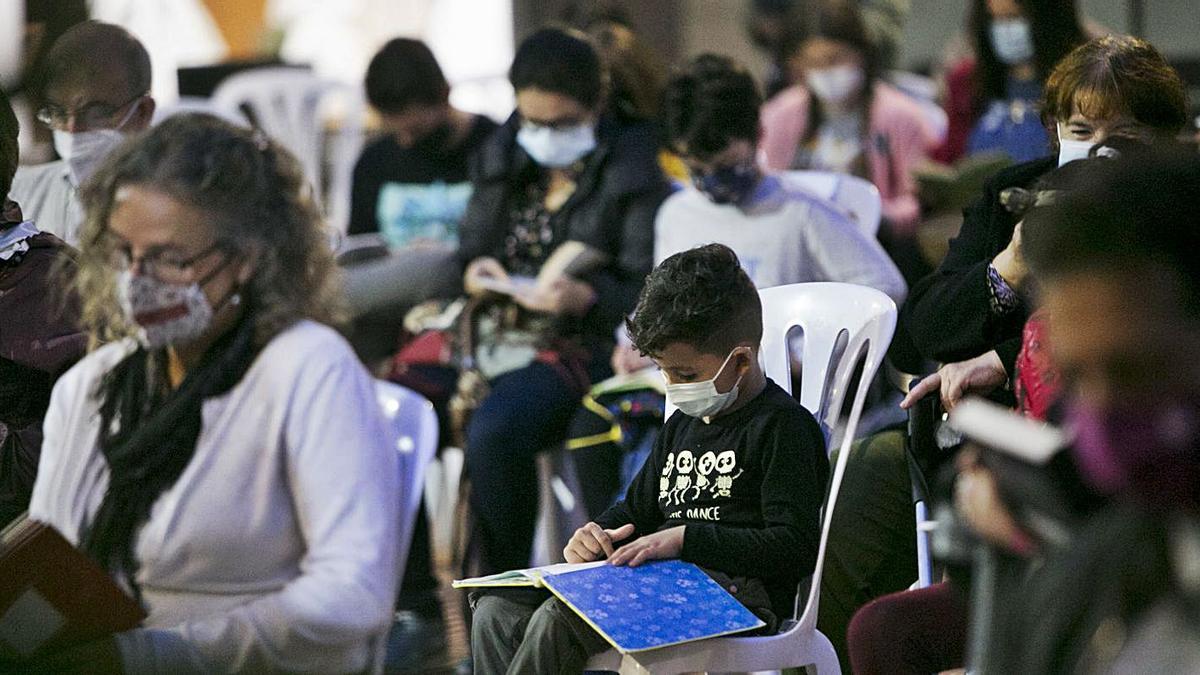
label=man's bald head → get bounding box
[44,21,150,104]
[41,21,154,133]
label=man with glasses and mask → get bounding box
[11,21,154,245]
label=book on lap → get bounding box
[0,515,146,660]
[455,559,765,653]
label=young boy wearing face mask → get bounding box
[469,244,829,675]
[11,22,155,246]
[656,54,906,302]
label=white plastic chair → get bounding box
[374,380,439,588]
[369,380,438,674]
[210,67,366,232]
[782,171,883,238]
[587,282,897,674]
[151,96,250,128]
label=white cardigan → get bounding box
[30,320,401,673]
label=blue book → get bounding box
[455,560,764,653]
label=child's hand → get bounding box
[608,525,685,567]
[564,522,636,563]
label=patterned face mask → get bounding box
[116,255,238,349]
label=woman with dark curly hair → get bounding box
[27,114,401,673]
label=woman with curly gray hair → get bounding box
[25,113,401,673]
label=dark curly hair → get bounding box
[663,53,761,160]
[627,243,762,358]
[509,28,605,110]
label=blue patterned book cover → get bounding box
[542,560,765,653]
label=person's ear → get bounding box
[130,97,156,131]
[234,243,260,285]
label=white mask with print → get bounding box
[990,18,1035,65]
[52,103,139,188]
[516,122,597,168]
[664,348,744,422]
[805,65,865,105]
[1057,127,1095,166]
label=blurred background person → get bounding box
[0,86,85,528]
[348,37,497,242]
[11,21,155,245]
[760,0,937,284]
[932,0,1086,165]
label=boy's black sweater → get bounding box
[595,379,829,623]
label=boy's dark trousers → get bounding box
[469,587,610,675]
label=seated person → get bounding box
[12,21,155,245]
[987,146,1200,672]
[659,53,906,301]
[0,87,86,527]
[470,244,830,675]
[26,114,400,672]
[817,36,1190,668]
[903,36,1189,407]
[348,38,498,242]
[448,28,668,576]
[932,0,1084,165]
[572,53,905,517]
[759,0,936,282]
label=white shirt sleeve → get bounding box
[798,202,908,304]
[116,351,402,673]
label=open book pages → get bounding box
[475,240,610,302]
[452,561,609,588]
[589,366,666,397]
[948,398,1068,466]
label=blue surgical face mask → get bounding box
[990,18,1035,66]
[516,122,597,168]
[691,162,760,206]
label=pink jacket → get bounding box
[759,81,934,233]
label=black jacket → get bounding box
[457,114,670,348]
[901,156,1056,373]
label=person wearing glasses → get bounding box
[24,114,400,672]
[11,21,155,246]
[450,27,669,576]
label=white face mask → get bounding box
[805,64,865,105]
[117,269,239,350]
[990,18,1035,65]
[664,348,746,422]
[52,103,138,187]
[1057,127,1095,166]
[516,122,597,168]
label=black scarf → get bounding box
[82,314,260,592]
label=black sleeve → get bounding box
[593,414,674,540]
[0,421,42,527]
[578,184,668,338]
[680,411,827,580]
[901,160,1055,366]
[901,194,1022,367]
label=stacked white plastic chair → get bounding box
[211,67,366,233]
[587,282,897,674]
